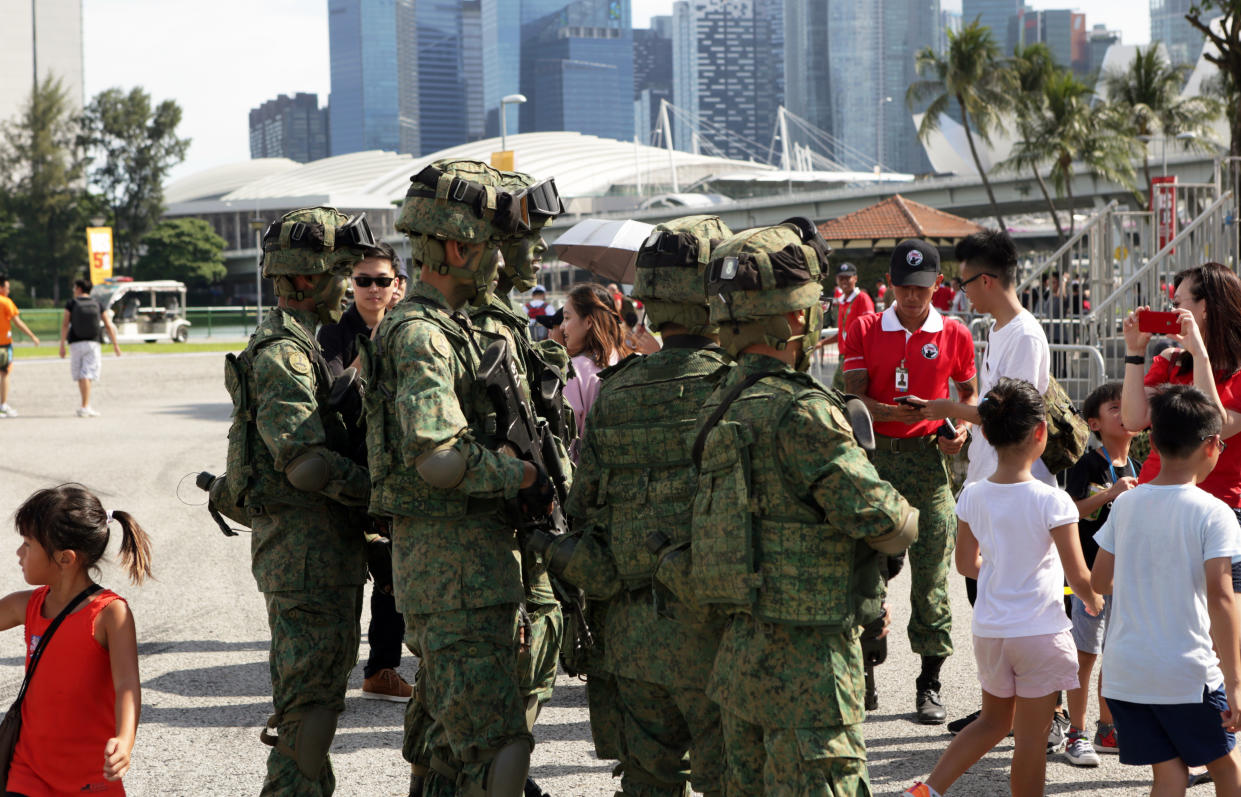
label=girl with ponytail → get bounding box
[0,483,152,795]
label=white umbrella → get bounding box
[551,218,655,284]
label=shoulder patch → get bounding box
[428,328,452,358]
[287,350,312,375]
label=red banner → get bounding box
[1151,176,1177,253]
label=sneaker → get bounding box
[1189,768,1214,787]
[0,403,15,417]
[361,668,412,702]
[1047,709,1071,754]
[1093,720,1119,754]
[1064,731,1100,767]
[947,709,980,736]
[75,406,99,418]
[524,777,550,797]
[902,782,942,797]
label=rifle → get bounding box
[476,337,594,667]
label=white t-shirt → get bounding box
[956,478,1079,638]
[1096,484,1241,704]
[966,310,1053,487]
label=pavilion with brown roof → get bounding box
[817,194,984,249]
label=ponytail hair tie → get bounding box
[106,510,114,525]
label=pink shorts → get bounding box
[973,630,1080,699]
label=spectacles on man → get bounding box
[353,275,394,288]
[1203,434,1228,453]
[959,271,999,289]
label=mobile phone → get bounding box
[1137,310,1182,335]
[936,419,958,439]
[895,396,927,407]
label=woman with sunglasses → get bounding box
[315,241,413,703]
[1121,263,1241,589]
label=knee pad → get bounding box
[486,738,532,797]
[289,706,340,780]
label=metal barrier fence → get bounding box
[11,306,261,341]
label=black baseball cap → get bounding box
[889,239,941,287]
[837,262,858,276]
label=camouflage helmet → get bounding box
[707,217,831,367]
[260,206,372,277]
[495,169,563,294]
[632,215,733,336]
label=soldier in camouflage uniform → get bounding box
[678,218,919,795]
[361,160,552,797]
[222,206,373,795]
[544,215,734,796]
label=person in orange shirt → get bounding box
[0,273,42,417]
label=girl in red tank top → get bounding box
[0,484,152,797]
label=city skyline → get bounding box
[81,0,1157,181]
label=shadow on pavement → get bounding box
[530,762,615,778]
[156,402,233,421]
[139,639,270,655]
[145,660,271,697]
[142,699,268,728]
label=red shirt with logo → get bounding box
[835,288,875,345]
[841,305,976,438]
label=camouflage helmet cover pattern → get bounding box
[632,215,733,334]
[496,169,558,292]
[261,206,365,277]
[395,159,506,245]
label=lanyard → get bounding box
[1098,444,1134,485]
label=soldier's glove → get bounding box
[518,462,555,516]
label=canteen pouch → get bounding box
[1040,374,1089,474]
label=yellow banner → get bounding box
[87,227,113,285]
[490,150,515,170]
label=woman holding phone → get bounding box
[1121,263,1241,567]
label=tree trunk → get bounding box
[1064,158,1077,238]
[1032,166,1066,245]
[1142,155,1152,211]
[959,100,1007,231]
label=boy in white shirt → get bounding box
[1091,385,1241,795]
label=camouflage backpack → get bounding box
[1040,374,1090,474]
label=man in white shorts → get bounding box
[58,278,120,417]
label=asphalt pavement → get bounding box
[0,351,1165,795]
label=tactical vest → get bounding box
[361,297,501,520]
[585,346,731,588]
[223,308,349,512]
[691,369,882,628]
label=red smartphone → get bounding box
[1137,310,1182,335]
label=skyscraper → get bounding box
[328,0,400,154]
[672,0,783,161]
[634,17,673,144]
[0,0,84,124]
[249,94,330,163]
[520,0,635,143]
[961,0,1021,42]
[1011,9,1089,75]
[1151,0,1206,65]
[784,0,938,174]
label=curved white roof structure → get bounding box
[165,131,777,216]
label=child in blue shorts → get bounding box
[1091,385,1241,794]
[1063,381,1138,765]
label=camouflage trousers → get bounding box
[518,601,564,712]
[406,605,533,797]
[604,592,726,797]
[871,442,956,658]
[720,711,871,797]
[260,586,363,797]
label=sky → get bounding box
[83,0,1152,183]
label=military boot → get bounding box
[915,656,947,725]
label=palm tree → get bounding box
[1003,67,1138,239]
[908,20,1015,230]
[1005,43,1067,243]
[1102,44,1221,206]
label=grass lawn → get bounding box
[12,340,245,359]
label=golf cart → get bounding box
[91,278,192,343]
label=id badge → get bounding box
[894,367,909,392]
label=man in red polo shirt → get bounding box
[841,238,977,724]
[820,262,875,388]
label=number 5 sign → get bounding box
[87,227,113,285]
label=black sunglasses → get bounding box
[960,271,999,288]
[352,275,394,288]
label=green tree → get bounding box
[78,87,190,272]
[1004,67,1138,238]
[134,218,226,286]
[1005,43,1068,243]
[0,76,92,302]
[908,19,1015,230]
[1102,44,1220,204]
[1188,2,1241,158]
